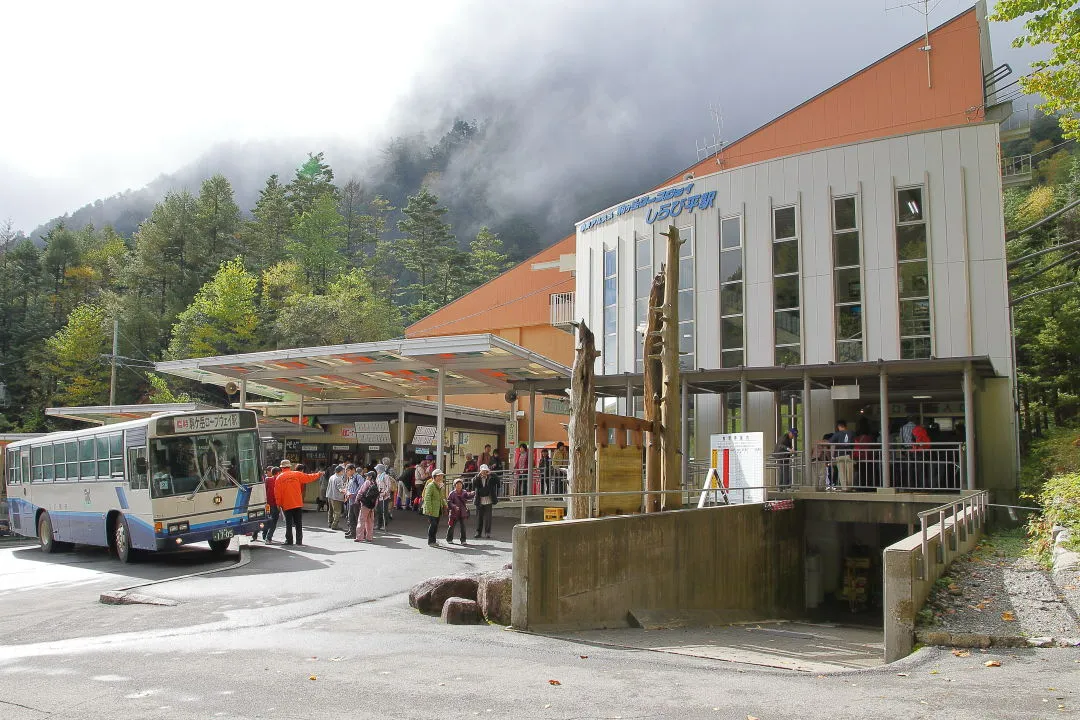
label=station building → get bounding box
[430,1,1020,495]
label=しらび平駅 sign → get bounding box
[577,182,718,232]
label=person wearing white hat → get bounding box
[421,469,448,546]
[473,464,499,539]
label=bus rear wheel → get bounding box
[113,516,135,563]
[38,513,60,554]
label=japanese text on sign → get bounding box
[577,182,719,232]
[174,414,240,434]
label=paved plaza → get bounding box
[1,510,1076,719]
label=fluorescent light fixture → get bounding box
[913,395,932,399]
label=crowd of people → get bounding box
[252,456,504,548]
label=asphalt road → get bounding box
[1,510,1077,719]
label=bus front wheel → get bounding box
[38,513,60,554]
[113,516,135,563]
[208,538,231,556]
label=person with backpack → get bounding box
[473,464,499,539]
[396,462,416,510]
[355,470,379,542]
[374,463,394,531]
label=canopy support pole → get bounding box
[528,386,536,496]
[436,371,446,471]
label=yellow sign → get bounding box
[543,507,565,522]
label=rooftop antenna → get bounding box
[695,103,726,167]
[886,0,941,88]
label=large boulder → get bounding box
[409,574,480,615]
[477,568,513,625]
[441,596,483,625]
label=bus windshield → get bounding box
[150,430,260,498]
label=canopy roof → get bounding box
[155,334,571,401]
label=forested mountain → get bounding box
[1,124,612,431]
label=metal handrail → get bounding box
[915,490,988,580]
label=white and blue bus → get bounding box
[5,409,268,561]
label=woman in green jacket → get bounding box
[422,469,448,547]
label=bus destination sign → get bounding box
[174,414,241,434]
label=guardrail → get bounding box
[916,490,988,580]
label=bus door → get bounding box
[14,448,30,533]
[126,446,148,492]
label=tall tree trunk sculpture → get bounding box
[567,321,599,520]
[643,269,665,512]
[659,225,683,509]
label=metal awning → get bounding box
[511,357,1000,396]
[155,334,570,401]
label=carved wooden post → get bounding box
[643,269,665,512]
[567,321,599,520]
[660,225,683,509]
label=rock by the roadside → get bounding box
[409,575,479,615]
[478,568,513,625]
[441,596,483,625]
[502,562,512,570]
[1027,636,1055,648]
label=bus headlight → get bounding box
[247,509,266,520]
[167,522,190,534]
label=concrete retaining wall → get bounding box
[511,503,805,631]
[882,506,984,662]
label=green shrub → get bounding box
[1028,471,1080,565]
[1021,424,1080,498]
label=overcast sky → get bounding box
[0,0,1049,233]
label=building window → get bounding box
[896,186,931,359]
[719,216,744,367]
[634,232,653,373]
[603,243,618,374]
[833,195,863,362]
[773,205,800,364]
[678,225,695,371]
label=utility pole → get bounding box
[109,319,119,406]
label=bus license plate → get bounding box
[212,528,234,542]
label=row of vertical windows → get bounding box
[720,217,744,368]
[634,232,653,373]
[834,195,863,362]
[897,186,932,359]
[603,245,618,374]
[678,226,695,371]
[772,205,800,364]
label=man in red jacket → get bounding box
[275,459,323,546]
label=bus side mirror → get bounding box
[135,458,148,475]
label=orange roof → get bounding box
[406,234,576,338]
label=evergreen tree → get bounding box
[393,188,458,319]
[466,226,510,290]
[339,178,367,262]
[195,174,241,267]
[273,268,402,348]
[286,152,336,216]
[243,174,294,270]
[287,193,347,287]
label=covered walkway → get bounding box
[154,334,571,472]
